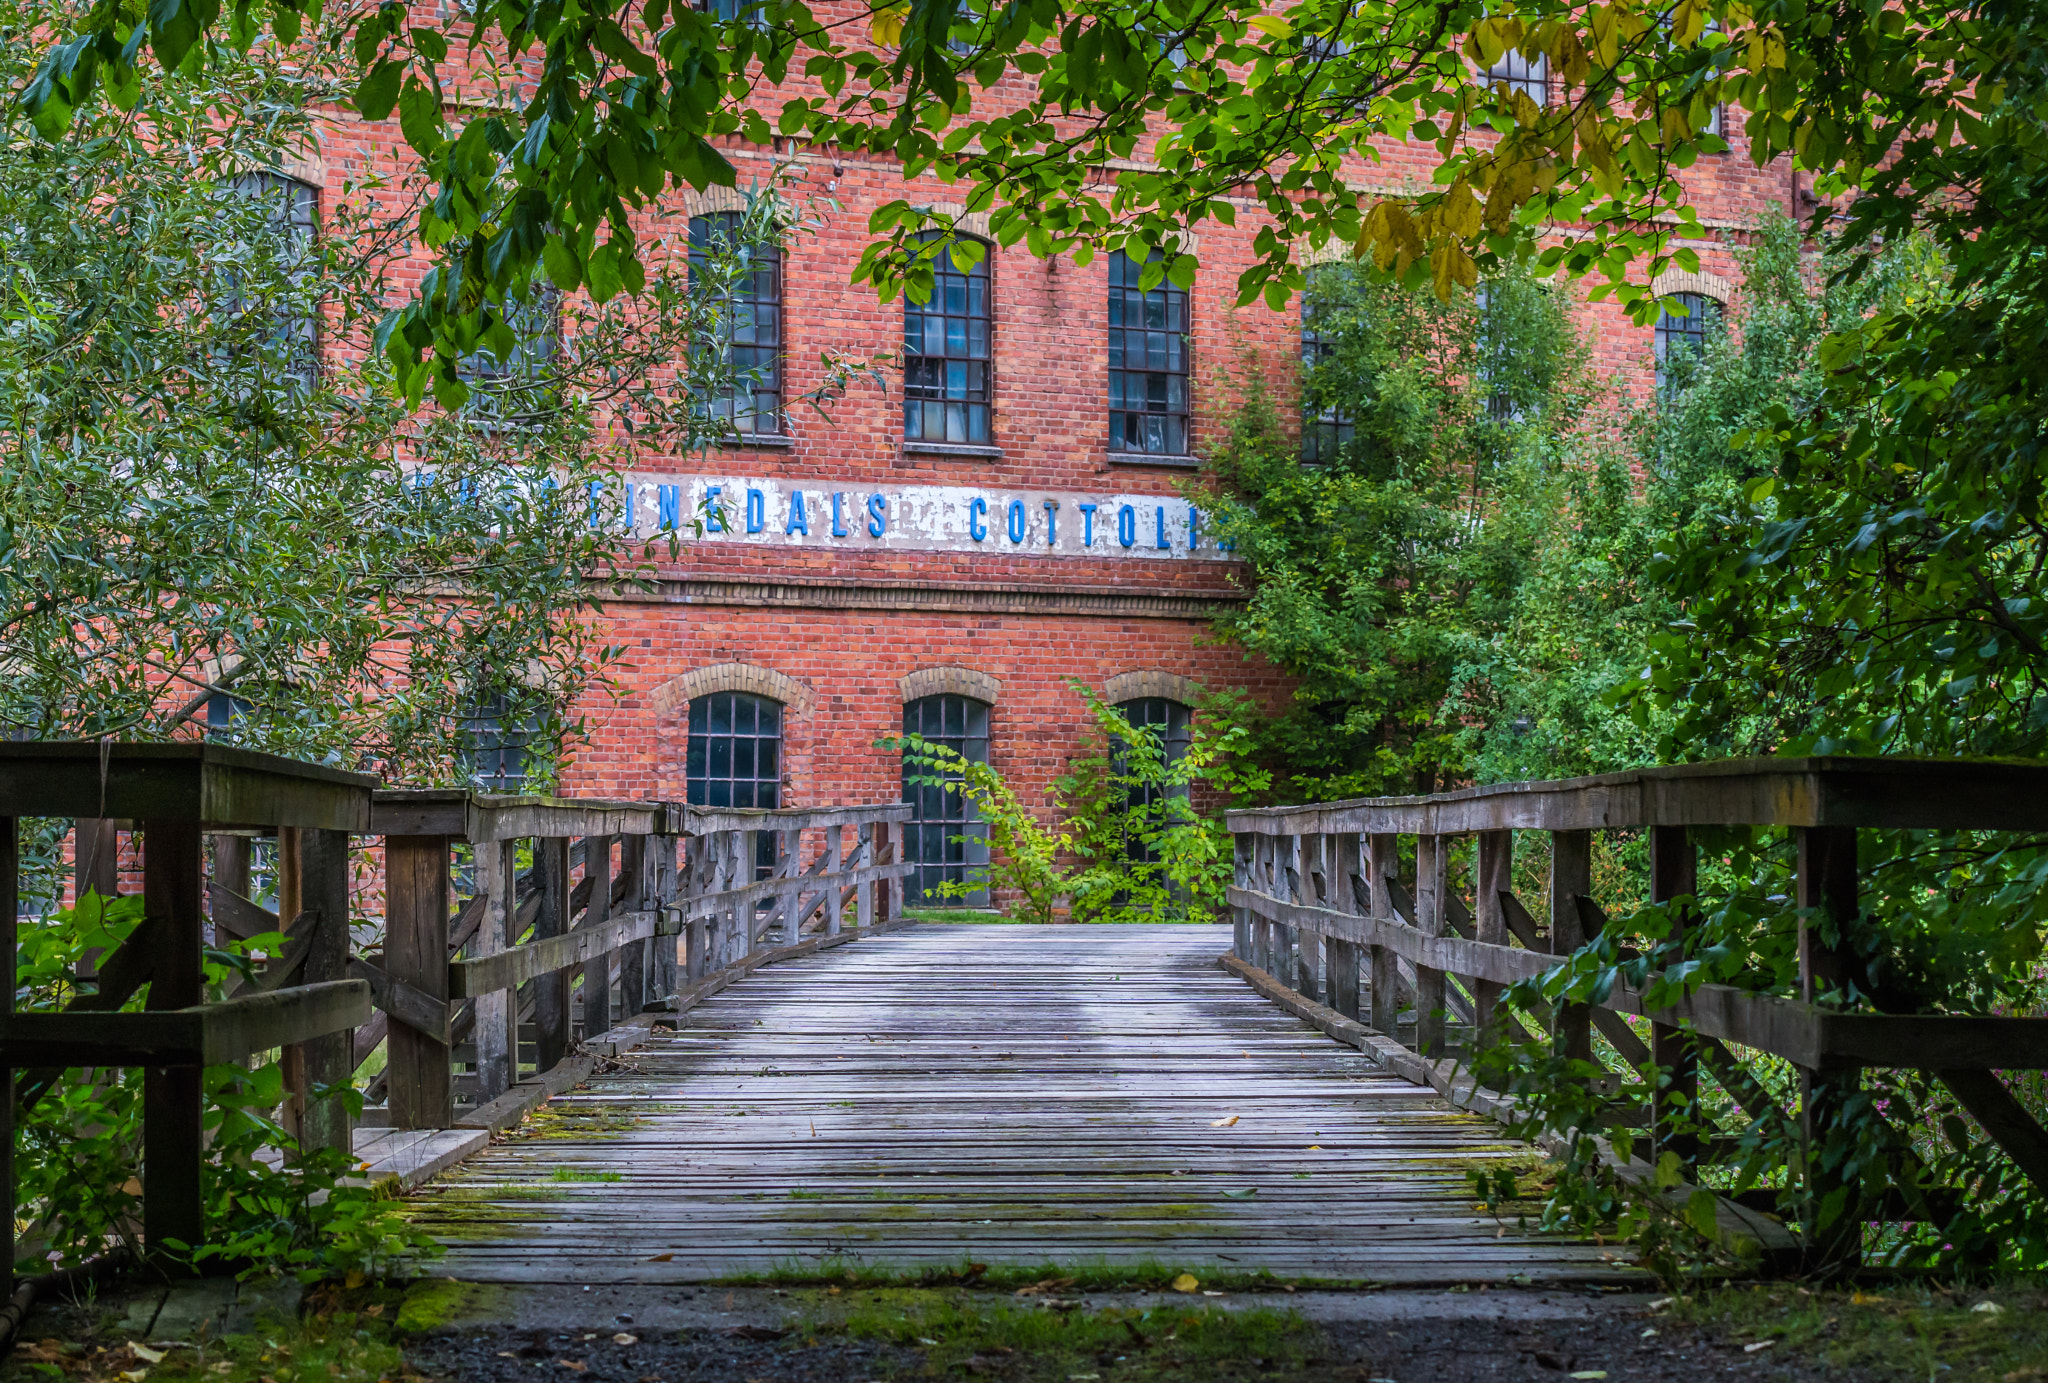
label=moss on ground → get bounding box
[3,1291,414,1383]
[1664,1280,2048,1381]
[720,1259,1387,1293]
[392,1279,518,1333]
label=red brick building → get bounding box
[290,51,1803,904]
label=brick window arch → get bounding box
[902,694,991,905]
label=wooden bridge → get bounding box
[4,746,2048,1285]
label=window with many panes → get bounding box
[901,695,991,905]
[205,692,253,743]
[701,0,767,24]
[463,691,536,792]
[1654,292,1721,391]
[687,692,783,809]
[457,283,559,423]
[1108,250,1190,457]
[690,212,784,435]
[1115,698,1192,883]
[1299,281,1353,464]
[903,237,992,446]
[1484,49,1547,105]
[224,170,320,391]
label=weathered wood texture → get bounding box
[408,925,1629,1284]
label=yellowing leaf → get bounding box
[129,1344,167,1365]
[1429,241,1478,301]
[1442,180,1482,239]
[1249,15,1293,39]
[1171,1273,1200,1293]
[1210,1114,1240,1127]
[871,3,908,47]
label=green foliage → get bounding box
[13,892,440,1281]
[0,0,852,827]
[1208,263,1664,798]
[886,681,1267,922]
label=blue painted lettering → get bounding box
[1006,499,1026,544]
[658,483,683,531]
[1188,505,1199,549]
[1155,504,1170,549]
[785,489,810,536]
[831,492,850,537]
[586,479,606,530]
[867,492,887,536]
[1118,504,1137,548]
[746,487,765,534]
[1044,500,1059,545]
[969,496,988,542]
[704,485,725,532]
[1079,502,1098,547]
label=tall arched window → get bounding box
[689,212,784,436]
[902,694,991,905]
[1484,49,1548,105]
[1654,292,1722,391]
[903,237,993,445]
[224,170,320,391]
[686,692,783,809]
[1108,249,1190,457]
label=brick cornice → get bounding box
[599,574,1245,620]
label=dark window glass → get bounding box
[903,238,993,445]
[457,283,559,424]
[224,170,320,391]
[205,692,254,743]
[1300,284,1353,464]
[1654,292,1721,391]
[1108,250,1191,456]
[901,694,991,906]
[1485,49,1548,105]
[1115,698,1192,878]
[687,692,783,812]
[464,691,535,792]
[702,0,767,24]
[690,212,784,435]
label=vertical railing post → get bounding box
[1276,833,1301,993]
[777,826,800,942]
[2,815,18,1292]
[1231,831,1252,961]
[826,824,844,936]
[1474,830,1512,1052]
[386,834,452,1130]
[473,837,516,1103]
[294,827,354,1153]
[1797,824,1862,1275]
[532,836,571,1072]
[886,818,906,924]
[1292,833,1318,997]
[617,834,647,1020]
[1327,831,1362,1021]
[581,834,614,1037]
[141,818,205,1255]
[684,833,709,984]
[1549,830,1594,1063]
[1366,834,1401,1040]
[855,823,875,932]
[649,829,678,1002]
[1413,834,1448,1057]
[1649,825,1700,1171]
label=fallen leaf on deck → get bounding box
[129,1344,166,1365]
[1170,1273,1199,1293]
[645,1253,674,1262]
[613,1335,638,1346]
[1222,1187,1259,1199]
[1744,1341,1775,1354]
[557,1361,588,1372]
[1973,1302,2006,1316]
[1569,1373,1608,1380]
[1210,1116,1239,1127]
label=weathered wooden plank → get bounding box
[449,909,670,1000]
[0,743,372,830]
[683,803,912,836]
[386,834,452,1131]
[141,817,205,1254]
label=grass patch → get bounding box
[719,1257,1385,1294]
[509,1104,647,1141]
[4,1293,412,1383]
[1665,1280,2048,1381]
[547,1166,624,1183]
[808,1289,1315,1382]
[903,907,1008,924]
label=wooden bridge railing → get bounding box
[0,742,914,1277]
[1225,756,2048,1274]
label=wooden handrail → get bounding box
[1223,755,2048,1278]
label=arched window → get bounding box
[902,694,991,905]
[689,212,784,436]
[1115,698,1192,889]
[686,692,783,808]
[1108,249,1190,457]
[1300,277,1353,464]
[903,237,993,445]
[463,691,535,792]
[1654,292,1722,391]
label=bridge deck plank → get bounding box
[408,924,1630,1284]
